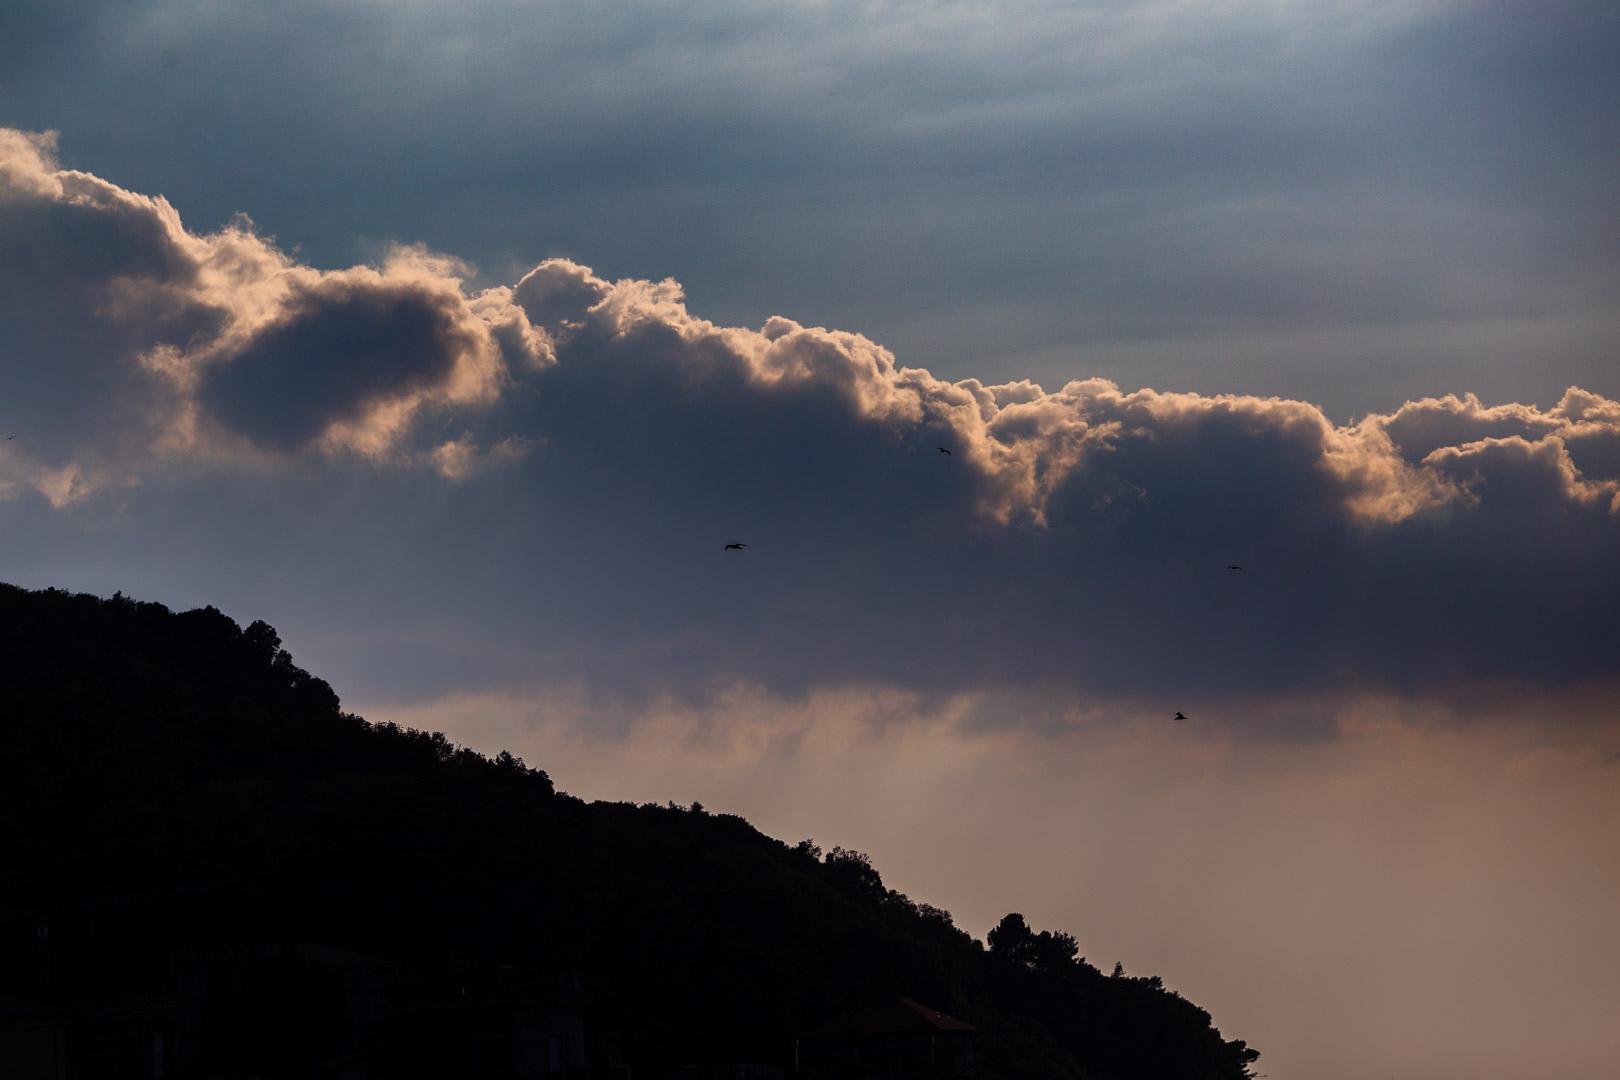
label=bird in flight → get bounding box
[4,435,13,440]
[1226,565,1242,571]
[724,543,746,551]
[937,446,952,455]
[1172,711,1188,722]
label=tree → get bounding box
[824,846,884,896]
[988,913,1079,973]
[988,912,1034,959]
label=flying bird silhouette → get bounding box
[1173,712,1188,722]
[937,446,951,455]
[1226,565,1242,571]
[724,543,746,551]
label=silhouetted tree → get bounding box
[989,913,1080,974]
[988,912,1032,954]
[824,846,885,897]
[0,582,1258,1080]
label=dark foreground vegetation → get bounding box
[0,583,1258,1079]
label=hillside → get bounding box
[0,583,1258,1079]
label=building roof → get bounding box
[806,997,976,1037]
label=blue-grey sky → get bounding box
[3,4,1619,1078]
[4,0,1617,415]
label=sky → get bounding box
[2,2,1619,1077]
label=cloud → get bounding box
[0,130,546,496]
[194,251,516,456]
[1378,389,1620,484]
[0,128,220,498]
[2,128,1617,710]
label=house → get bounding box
[798,998,977,1080]
[0,993,178,1080]
[0,935,620,1080]
[380,958,621,1079]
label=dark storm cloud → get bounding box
[2,130,1617,714]
[0,130,540,485]
[485,286,1617,703]
[0,129,220,497]
[200,272,500,452]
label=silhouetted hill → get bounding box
[0,583,1258,1079]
